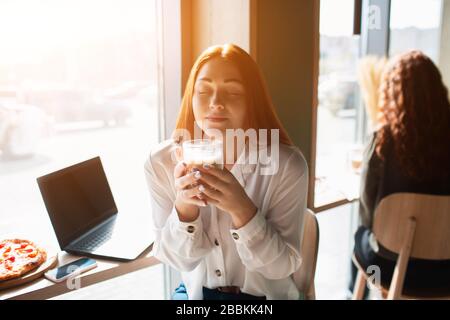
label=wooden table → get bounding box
[314,170,361,213]
[0,244,160,300]
[1,204,161,300]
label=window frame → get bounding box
[310,0,391,213]
[155,0,184,299]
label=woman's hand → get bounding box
[197,164,257,229]
[174,162,207,222]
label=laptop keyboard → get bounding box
[72,222,114,251]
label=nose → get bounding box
[209,92,225,110]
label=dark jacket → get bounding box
[354,131,450,293]
[359,131,450,229]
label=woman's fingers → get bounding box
[181,184,204,199]
[200,195,219,206]
[177,183,221,207]
[175,170,202,190]
[173,161,187,179]
[174,146,183,162]
[182,197,207,207]
[198,164,234,183]
[198,184,222,201]
[196,171,227,192]
[179,185,207,207]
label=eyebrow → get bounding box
[197,77,243,84]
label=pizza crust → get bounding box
[0,239,47,282]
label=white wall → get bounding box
[190,0,250,62]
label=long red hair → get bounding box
[172,44,293,146]
[376,50,450,181]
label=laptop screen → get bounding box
[37,157,117,248]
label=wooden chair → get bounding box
[293,208,320,300]
[352,193,450,300]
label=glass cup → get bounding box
[347,145,363,174]
[182,139,224,173]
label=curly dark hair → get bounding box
[375,50,450,181]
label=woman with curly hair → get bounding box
[351,50,450,296]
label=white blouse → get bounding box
[144,139,308,300]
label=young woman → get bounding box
[144,44,308,300]
[352,50,450,295]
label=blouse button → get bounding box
[215,269,222,277]
[187,225,195,233]
[232,232,239,240]
[214,239,219,246]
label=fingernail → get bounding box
[194,171,201,179]
[203,163,211,169]
[199,184,205,192]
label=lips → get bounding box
[205,116,227,122]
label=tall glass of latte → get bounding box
[182,139,224,173]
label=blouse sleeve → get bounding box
[359,133,381,229]
[144,151,213,272]
[229,149,308,280]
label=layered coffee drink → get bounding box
[182,139,224,173]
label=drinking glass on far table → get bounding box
[347,145,363,175]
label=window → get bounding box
[312,0,449,299]
[0,0,163,298]
[389,0,443,63]
[314,0,362,210]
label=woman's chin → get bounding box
[203,126,227,139]
[204,120,229,131]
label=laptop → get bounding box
[37,156,153,261]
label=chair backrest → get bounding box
[293,208,319,299]
[373,193,450,260]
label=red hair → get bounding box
[172,44,293,146]
[376,50,450,180]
